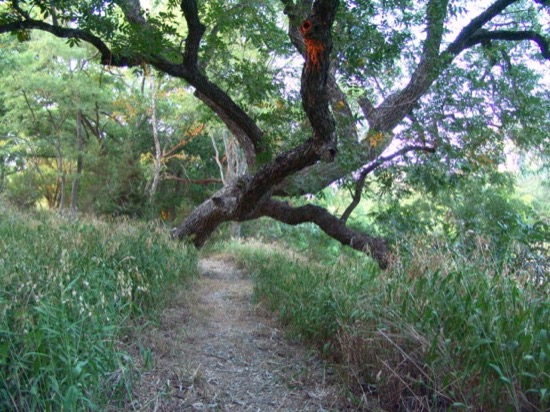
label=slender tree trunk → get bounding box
[0,159,5,193]
[56,139,66,212]
[70,110,84,216]
[223,132,246,238]
[148,70,162,202]
[210,134,225,184]
[210,131,248,238]
[58,173,66,211]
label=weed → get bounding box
[225,236,549,411]
[0,200,196,410]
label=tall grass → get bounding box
[224,237,549,411]
[0,200,196,410]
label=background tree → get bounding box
[0,0,548,267]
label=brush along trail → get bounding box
[129,257,349,411]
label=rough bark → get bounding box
[259,199,389,269]
[299,0,339,160]
[276,2,361,196]
[169,1,396,265]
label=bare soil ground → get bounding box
[128,256,350,411]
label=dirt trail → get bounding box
[130,257,347,411]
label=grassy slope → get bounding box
[0,201,196,411]
[222,237,549,411]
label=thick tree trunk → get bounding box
[172,181,390,269]
[172,190,231,246]
[172,140,320,245]
[172,0,390,269]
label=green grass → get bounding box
[0,200,197,411]
[223,237,549,411]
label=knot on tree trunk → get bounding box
[316,139,337,162]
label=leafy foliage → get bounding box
[0,32,223,217]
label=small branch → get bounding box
[49,0,58,26]
[80,114,101,139]
[210,135,226,185]
[164,175,222,185]
[361,145,436,178]
[12,0,31,20]
[339,173,368,224]
[340,145,436,223]
[464,30,550,59]
[445,0,520,57]
[0,19,141,67]
[162,138,190,159]
[358,97,376,123]
[20,89,37,123]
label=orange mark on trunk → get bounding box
[300,20,325,72]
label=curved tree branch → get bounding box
[367,0,523,136]
[340,145,436,223]
[276,0,539,198]
[180,0,206,68]
[1,0,268,168]
[173,1,346,259]
[366,0,450,134]
[258,199,390,269]
[463,30,550,59]
[177,1,264,167]
[0,19,141,67]
[446,0,520,56]
[276,0,361,196]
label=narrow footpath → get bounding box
[129,257,348,411]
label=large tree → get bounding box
[1,0,549,268]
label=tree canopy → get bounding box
[1,0,549,267]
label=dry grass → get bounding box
[127,257,350,411]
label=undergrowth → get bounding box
[0,200,196,410]
[223,237,549,411]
